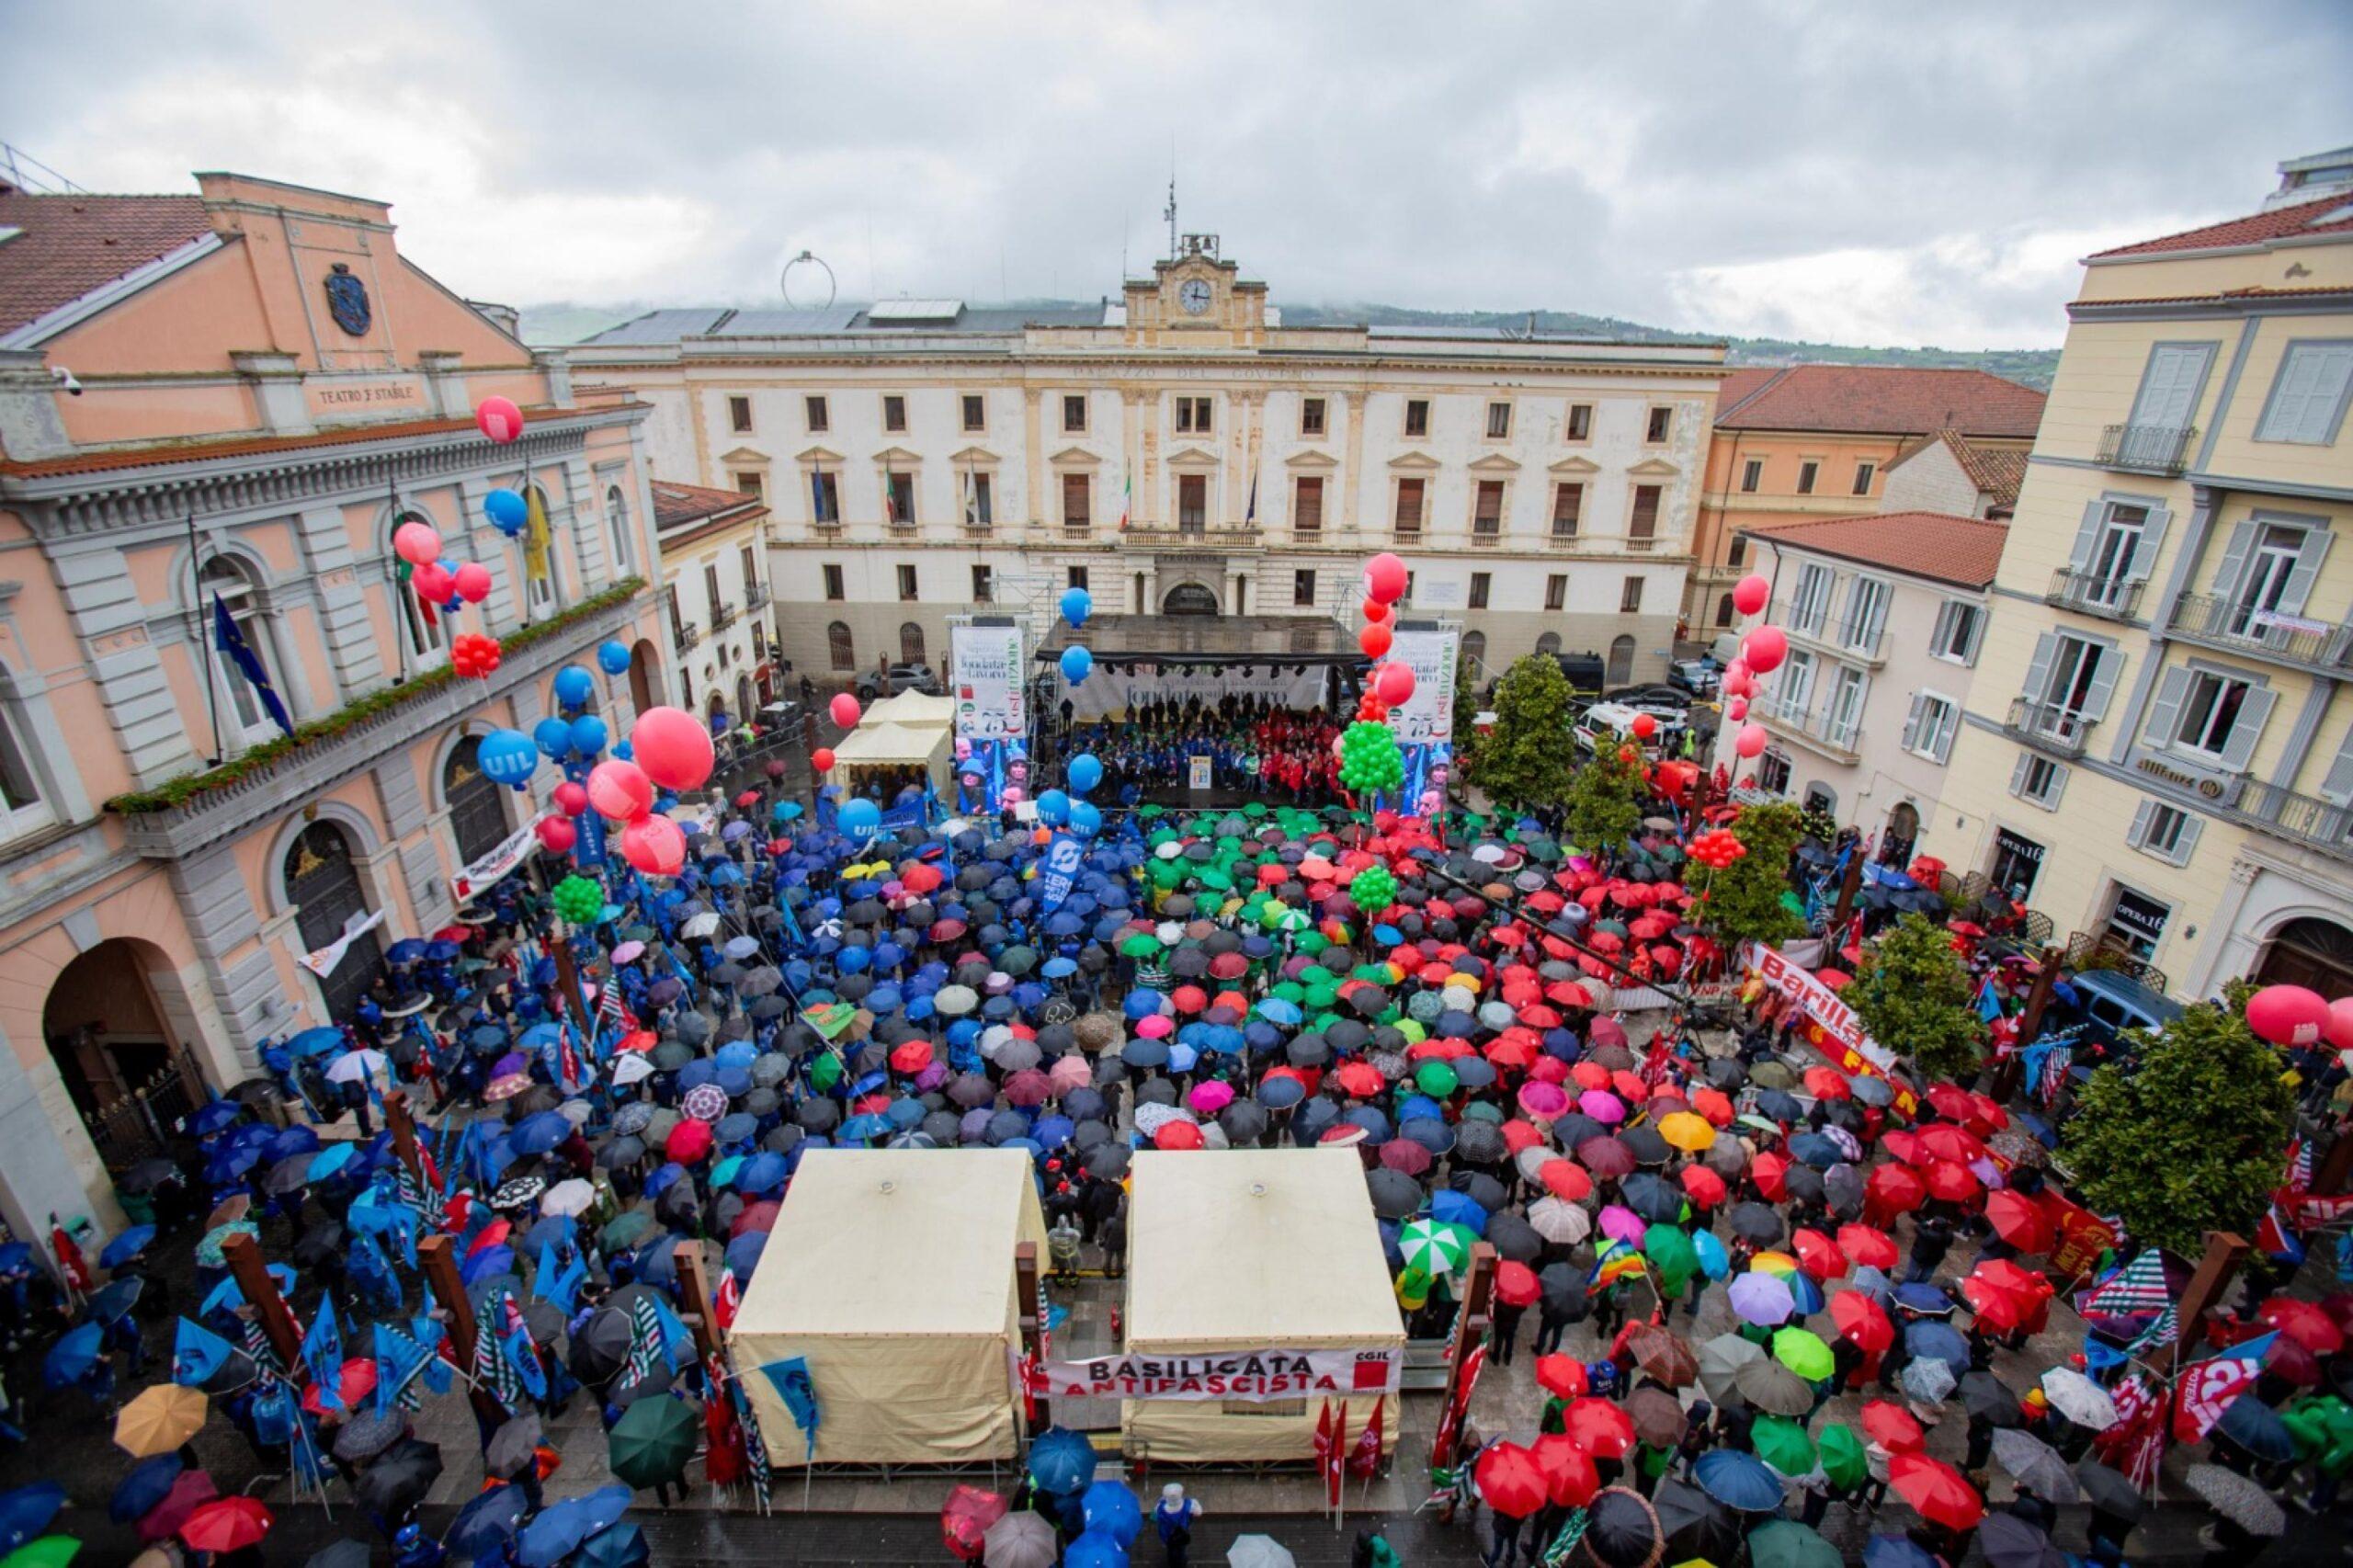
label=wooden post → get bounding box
[385,1089,423,1188]
[672,1240,722,1363]
[2162,1230,2250,1372]
[421,1234,508,1432]
[2317,1126,2353,1198]
[1829,849,1864,938]
[221,1231,301,1371]
[2016,946,2062,1045]
[1431,1242,1497,1471]
[1014,1241,1049,1433]
[550,937,595,1036]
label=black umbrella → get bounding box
[1366,1169,1423,1221]
[1134,1078,1178,1107]
[119,1158,182,1194]
[1287,1034,1331,1067]
[1453,1121,1506,1166]
[794,1099,840,1131]
[1729,1203,1783,1244]
[1652,1478,1737,1566]
[597,1135,647,1170]
[1485,1212,1543,1263]
[570,1306,634,1386]
[1620,1126,1671,1166]
[1539,1263,1590,1314]
[356,1437,442,1517]
[486,1414,543,1478]
[1961,1370,2023,1427]
[446,1485,529,1562]
[1218,1102,1268,1142]
[304,1540,373,1568]
[2075,1460,2146,1523]
[264,1154,313,1197]
[1081,1144,1130,1179]
[290,1221,347,1268]
[1583,1486,1664,1568]
[332,1408,404,1463]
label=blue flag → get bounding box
[172,1316,237,1386]
[761,1357,819,1451]
[652,1296,694,1370]
[300,1299,345,1410]
[211,593,295,739]
[1036,832,1083,914]
[501,1318,549,1401]
[533,1242,585,1316]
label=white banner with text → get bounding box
[1028,1346,1402,1403]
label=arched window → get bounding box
[442,735,510,865]
[827,621,855,671]
[284,821,384,1021]
[1461,631,1487,676]
[202,556,286,746]
[1534,631,1562,659]
[900,623,926,665]
[1802,782,1837,820]
[1606,634,1637,686]
[1161,583,1221,617]
[1714,593,1735,627]
[390,510,448,667]
[605,484,633,574]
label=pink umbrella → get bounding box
[1578,1089,1627,1124]
[1518,1081,1571,1119]
[1588,1017,1629,1050]
[1049,1056,1092,1093]
[1135,1014,1174,1040]
[1002,1069,1051,1107]
[141,1471,220,1541]
[915,1062,951,1092]
[1598,1204,1646,1245]
[1380,1139,1433,1176]
[1188,1081,1235,1114]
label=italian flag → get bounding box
[1119,470,1131,531]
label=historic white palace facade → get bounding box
[570,239,1729,693]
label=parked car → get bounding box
[1552,651,1606,696]
[855,663,941,701]
[2060,969,2184,1070]
[1667,659,1719,698]
[1574,700,1685,753]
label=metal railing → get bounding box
[2046,569,2145,620]
[745,583,770,610]
[1756,696,1861,760]
[674,623,701,651]
[2005,696,2096,758]
[2166,590,2353,672]
[710,605,738,631]
[80,1050,208,1167]
[2097,423,2196,475]
[2236,777,2353,862]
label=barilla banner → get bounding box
[1029,1347,1402,1403]
[1740,943,1917,1117]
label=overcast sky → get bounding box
[6,1,2347,348]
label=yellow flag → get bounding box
[523,485,551,586]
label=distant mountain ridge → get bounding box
[521,301,2056,390]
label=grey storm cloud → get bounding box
[5,0,2347,347]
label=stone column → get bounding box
[1022,390,1044,528]
[51,548,193,787]
[1341,392,1369,534]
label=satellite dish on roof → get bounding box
[781,250,836,311]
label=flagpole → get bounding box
[188,510,222,765]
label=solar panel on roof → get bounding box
[866,298,963,322]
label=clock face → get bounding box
[1178,278,1213,316]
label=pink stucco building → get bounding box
[0,172,670,1236]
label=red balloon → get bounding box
[1744,626,1788,675]
[1725,697,1748,722]
[620,813,687,877]
[2248,984,2332,1048]
[1733,574,1770,617]
[2327,996,2353,1051]
[1358,696,1391,722]
[535,815,576,852]
[1359,621,1393,659]
[586,758,654,822]
[1631,712,1657,740]
[552,781,589,816]
[392,521,442,566]
[830,693,862,728]
[812,746,836,772]
[1734,723,1767,758]
[631,705,716,792]
[1362,597,1394,628]
[1363,551,1409,606]
[1374,662,1416,707]
[452,562,493,604]
[412,562,454,603]
[474,395,525,444]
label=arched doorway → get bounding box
[1802,782,1837,820]
[736,674,756,724]
[443,735,511,864]
[1882,801,1921,866]
[286,822,384,1022]
[828,622,856,671]
[2259,916,2353,995]
[900,623,926,666]
[1715,593,1735,627]
[629,640,661,713]
[1535,632,1562,659]
[1607,634,1637,686]
[42,938,185,1120]
[1161,582,1221,617]
[1461,631,1487,678]
[706,689,729,729]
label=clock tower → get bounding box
[1122,233,1267,341]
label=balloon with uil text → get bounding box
[597,640,631,676]
[1069,800,1102,839]
[534,719,574,760]
[838,797,881,838]
[476,728,539,790]
[630,706,715,793]
[1068,754,1103,796]
[551,665,597,711]
[1037,790,1071,826]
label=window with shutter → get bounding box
[2142,666,2191,748]
[2128,344,2212,431]
[1902,694,1926,754]
[2322,727,2353,805]
[2256,341,2353,445]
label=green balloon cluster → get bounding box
[1338,721,1404,792]
[1350,864,1398,914]
[552,874,605,926]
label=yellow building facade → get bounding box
[1938,159,2353,1000]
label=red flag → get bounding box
[2095,1373,2168,1492]
[49,1223,88,1295]
[1347,1400,1385,1479]
[1322,1402,1346,1506]
[712,1267,741,1333]
[1313,1399,1336,1479]
[2175,1355,2261,1444]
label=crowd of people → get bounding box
[1063,694,1344,804]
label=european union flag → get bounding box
[212,593,295,739]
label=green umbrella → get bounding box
[1399,1220,1471,1276]
[1120,933,1165,959]
[0,1540,78,1568]
[600,1210,655,1252]
[1817,1425,1867,1489]
[1772,1326,1836,1382]
[608,1390,700,1488]
[195,1221,258,1267]
[1643,1223,1699,1292]
[1415,1061,1460,1097]
[1747,1519,1841,1568]
[1753,1415,1816,1478]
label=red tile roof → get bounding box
[1709,364,2045,438]
[652,479,765,530]
[1712,367,1780,416]
[1742,511,2008,589]
[1936,432,2028,511]
[0,192,214,335]
[2089,194,2353,259]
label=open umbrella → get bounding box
[114,1384,206,1457]
[1652,1477,1738,1564]
[982,1510,1057,1568]
[2039,1367,2118,1430]
[180,1497,272,1554]
[1473,1442,1549,1517]
[1697,1333,1763,1403]
[1990,1428,2077,1502]
[1693,1449,1782,1513]
[1748,1518,1842,1568]
[1027,1426,1097,1494]
[0,1487,63,1555]
[608,1394,699,1488]
[1887,1453,1984,1531]
[1732,1358,1814,1416]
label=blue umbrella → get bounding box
[578,1483,633,1535]
[100,1226,157,1268]
[188,1101,244,1136]
[1893,1283,1954,1317]
[1027,1426,1097,1494]
[1429,1189,1489,1235]
[839,1114,892,1142]
[445,1483,529,1561]
[516,1497,593,1567]
[108,1456,182,1522]
[574,1523,651,1568]
[510,1112,572,1156]
[1694,1449,1784,1513]
[0,1482,65,1551]
[1862,1535,1940,1568]
[461,1244,517,1287]
[1064,1528,1129,1568]
[1787,1132,1845,1168]
[1904,1320,1972,1374]
[287,1027,346,1057]
[306,1142,357,1183]
[1256,1075,1304,1109]
[736,1153,788,1196]
[263,1126,322,1163]
[42,1322,104,1388]
[1080,1479,1142,1547]
[2217,1390,2296,1462]
[85,1278,142,1326]
[724,1233,767,1278]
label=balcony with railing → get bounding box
[1755,694,1861,763]
[710,605,738,631]
[673,622,700,651]
[1544,531,1582,551]
[745,583,770,611]
[1469,528,1505,548]
[2235,777,2353,863]
[2096,423,2197,475]
[1119,524,1261,551]
[2166,590,2353,674]
[1624,534,1661,553]
[2005,696,2096,758]
[1769,599,1883,665]
[2046,569,2145,621]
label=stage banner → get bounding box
[452,824,539,903]
[950,624,1025,740]
[1029,1347,1402,1403]
[1387,630,1457,744]
[1740,943,1918,1116]
[1068,662,1327,722]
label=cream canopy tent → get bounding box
[727,1149,1049,1466]
[863,689,957,730]
[824,720,951,796]
[1121,1148,1405,1462]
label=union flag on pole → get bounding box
[1312,1400,1336,1492]
[1347,1399,1384,1480]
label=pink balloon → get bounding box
[551,781,589,817]
[1374,662,1416,708]
[1734,723,1767,759]
[630,705,716,793]
[2327,996,2353,1051]
[586,758,654,822]
[475,395,525,444]
[620,814,687,877]
[1744,626,1788,676]
[392,521,443,567]
[452,562,493,604]
[830,693,862,728]
[412,562,453,603]
[1733,574,1770,617]
[1363,552,1408,606]
[535,815,576,853]
[1725,697,1749,722]
[2247,984,2332,1048]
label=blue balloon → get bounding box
[1036,789,1071,826]
[551,665,597,712]
[477,728,539,790]
[613,740,633,761]
[483,488,529,534]
[1067,753,1103,797]
[1059,645,1092,685]
[838,798,881,837]
[568,714,608,758]
[532,719,573,759]
[1069,800,1101,839]
[597,640,631,676]
[1060,586,1091,628]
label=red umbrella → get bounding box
[1530,1433,1600,1508]
[1792,1228,1847,1281]
[1881,1129,1921,1166]
[469,1219,512,1256]
[1534,1354,1587,1400]
[1889,1453,1984,1531]
[182,1496,274,1553]
[1500,1119,1547,1154]
[1867,1165,1927,1214]
[1690,1087,1735,1127]
[1751,1152,1790,1202]
[617,1030,658,1054]
[301,1357,378,1415]
[1539,1160,1593,1201]
[732,1199,780,1236]
[889,1040,934,1074]
[1962,1275,2024,1334]
[1680,1165,1728,1209]
[1379,1139,1432,1176]
[1915,1124,1987,1165]
[1495,1261,1542,1308]
[666,1119,713,1164]
[1002,1069,1051,1107]
[1154,1121,1205,1151]
[1861,1399,1926,1453]
[1475,1442,1550,1517]
[1576,1137,1636,1178]
[1925,1083,1976,1121]
[1836,1223,1899,1270]
[1984,1190,2052,1253]
[2259,1296,2347,1355]
[1563,1397,1636,1460]
[1802,1066,1851,1100]
[1336,1062,1384,1097]
[139,1471,219,1542]
[1831,1290,1894,1353]
[940,1483,1006,1562]
[1922,1162,1980,1203]
[1571,1062,1610,1091]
